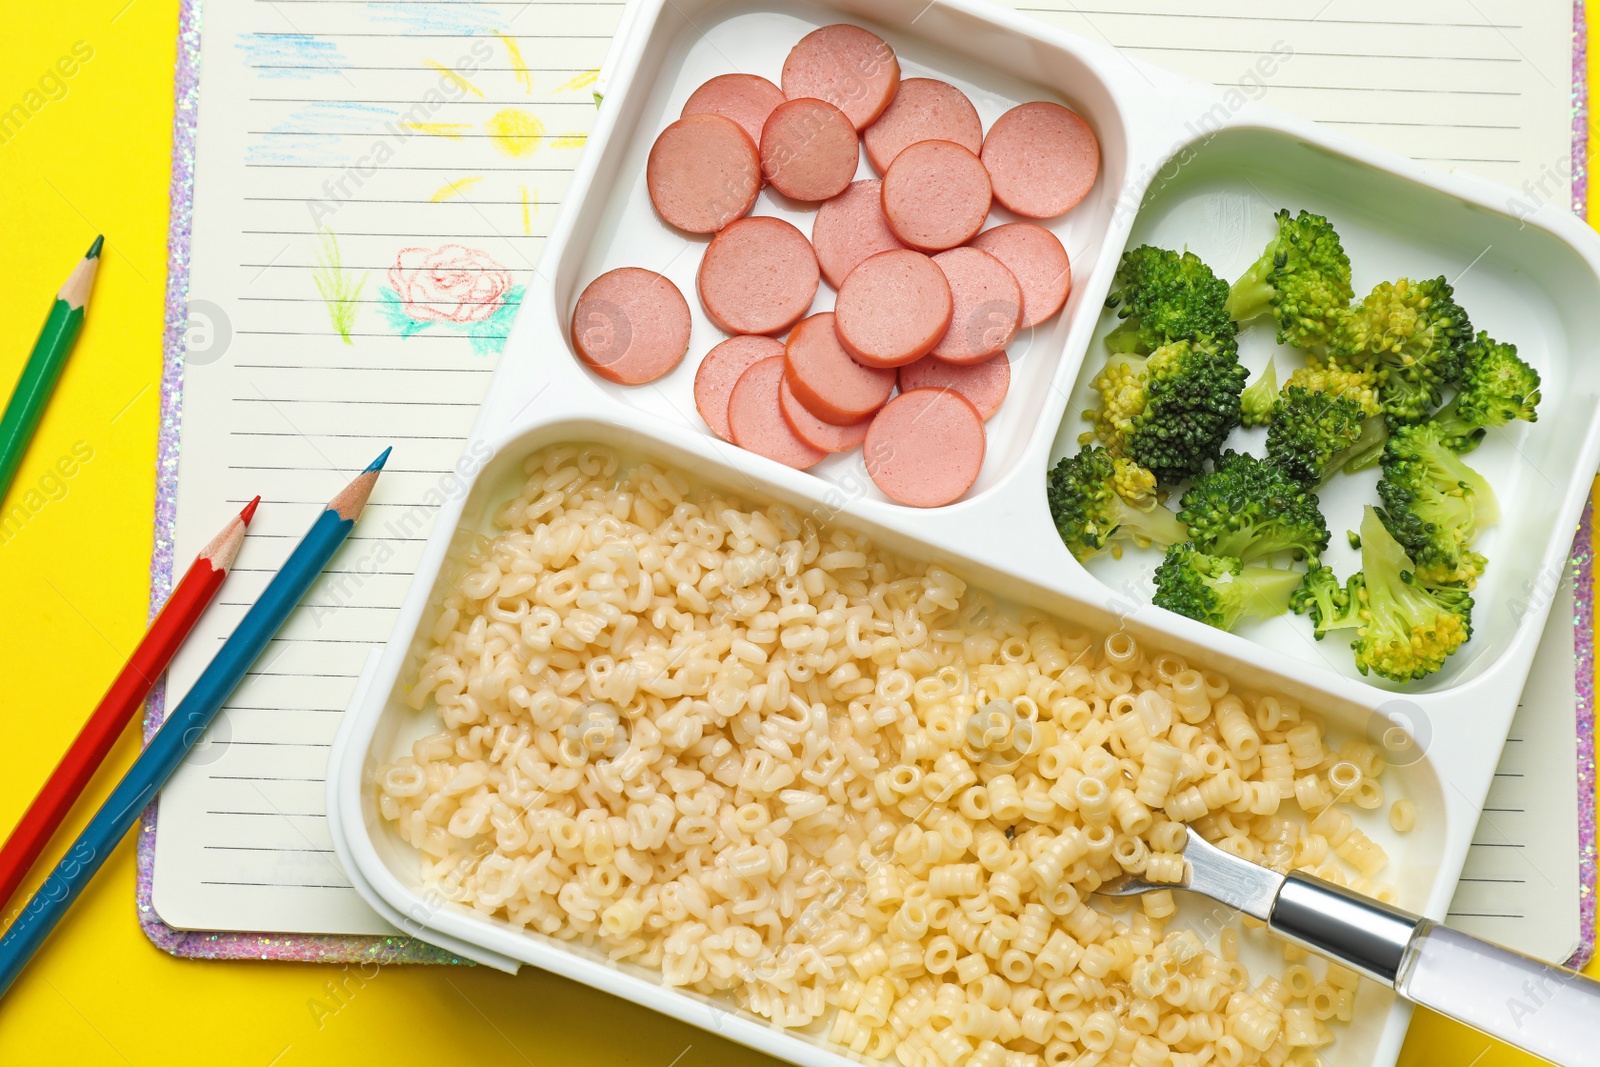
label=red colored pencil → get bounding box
[0,497,260,912]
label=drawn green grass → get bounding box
[312,229,367,344]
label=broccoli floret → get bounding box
[1344,507,1474,682]
[1290,563,1362,640]
[1153,544,1304,631]
[1226,209,1354,352]
[1429,331,1541,453]
[1283,364,1381,412]
[1047,446,1188,563]
[1080,336,1249,483]
[1329,277,1473,427]
[1103,245,1236,355]
[1265,366,1386,486]
[1239,357,1278,429]
[1177,450,1331,563]
[1376,422,1498,587]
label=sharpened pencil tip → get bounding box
[365,446,393,473]
[240,495,261,525]
[86,235,104,259]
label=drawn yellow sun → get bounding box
[486,107,544,158]
[402,36,598,233]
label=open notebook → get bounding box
[145,0,1592,964]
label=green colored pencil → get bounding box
[0,235,103,503]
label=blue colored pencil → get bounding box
[0,448,390,996]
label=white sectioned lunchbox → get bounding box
[326,2,1600,1065]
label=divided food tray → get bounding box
[324,2,1600,1065]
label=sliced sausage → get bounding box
[780,377,871,453]
[834,249,952,368]
[981,101,1099,219]
[760,98,860,202]
[865,388,986,507]
[697,217,820,335]
[970,223,1072,328]
[811,179,906,289]
[646,113,760,233]
[780,24,900,130]
[571,268,691,385]
[930,247,1022,365]
[696,335,785,441]
[784,311,895,424]
[898,353,1010,420]
[728,356,827,470]
[863,77,983,174]
[682,73,786,147]
[880,140,992,252]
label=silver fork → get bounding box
[1097,828,1600,1067]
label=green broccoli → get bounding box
[1283,363,1380,412]
[1376,422,1498,587]
[1328,277,1473,427]
[1428,331,1541,453]
[1344,507,1474,682]
[1103,245,1236,355]
[1081,336,1249,483]
[1225,209,1354,352]
[1290,563,1361,640]
[1177,450,1331,563]
[1239,357,1278,429]
[1153,544,1304,631]
[1265,365,1386,485]
[1047,446,1188,562]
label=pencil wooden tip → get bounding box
[86,235,104,260]
[198,508,250,572]
[365,446,393,473]
[240,496,261,525]
[329,466,383,522]
[58,251,102,309]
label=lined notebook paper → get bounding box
[153,0,1585,959]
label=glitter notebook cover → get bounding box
[133,0,1598,966]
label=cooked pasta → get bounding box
[379,444,1402,1066]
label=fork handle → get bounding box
[1396,923,1600,1067]
[1270,873,1600,1067]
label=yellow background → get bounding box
[0,1,1591,1062]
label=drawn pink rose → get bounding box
[388,244,514,324]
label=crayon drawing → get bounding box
[366,0,510,35]
[236,33,349,80]
[311,230,367,344]
[378,245,523,356]
[247,101,398,166]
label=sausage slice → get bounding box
[697,216,820,336]
[760,98,860,202]
[970,223,1072,328]
[811,179,906,290]
[779,377,871,453]
[865,388,986,507]
[728,356,827,470]
[646,113,760,233]
[981,101,1099,219]
[781,24,900,130]
[881,139,992,252]
[571,268,691,385]
[863,78,982,174]
[696,335,785,441]
[784,311,895,424]
[682,73,786,148]
[898,353,1010,420]
[930,247,1022,364]
[834,249,952,368]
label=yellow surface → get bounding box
[0,0,1593,1062]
